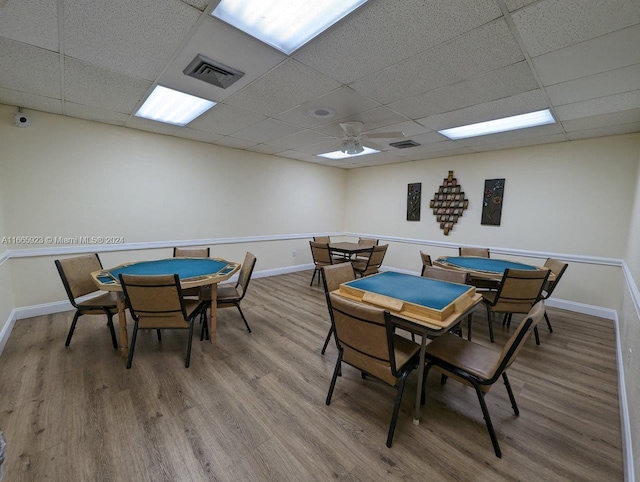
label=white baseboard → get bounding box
[545,297,617,320]
[0,309,17,355]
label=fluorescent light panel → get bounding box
[135,85,216,126]
[212,0,369,55]
[318,146,379,159]
[438,109,555,140]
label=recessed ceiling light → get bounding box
[211,0,370,55]
[307,106,336,119]
[317,146,379,159]
[438,109,555,140]
[135,85,216,126]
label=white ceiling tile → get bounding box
[566,121,640,140]
[401,131,449,146]
[556,90,640,121]
[294,0,501,84]
[546,63,640,106]
[214,136,258,149]
[455,123,564,147]
[390,61,538,119]
[0,87,62,114]
[247,144,287,155]
[350,19,525,105]
[265,129,332,149]
[63,0,200,81]
[224,59,341,117]
[512,0,640,57]
[293,139,342,156]
[273,86,380,128]
[560,108,640,132]
[532,24,640,85]
[125,116,181,135]
[0,0,58,51]
[64,58,152,114]
[232,118,301,143]
[277,151,320,163]
[64,102,130,126]
[173,127,224,144]
[187,103,265,135]
[418,90,549,131]
[0,37,61,98]
[365,121,431,139]
[179,0,209,12]
[396,140,462,157]
[158,17,286,103]
[504,0,538,12]
[470,133,568,152]
[399,147,475,161]
[315,107,410,138]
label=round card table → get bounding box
[92,257,240,358]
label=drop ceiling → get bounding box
[0,0,639,169]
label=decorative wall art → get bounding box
[481,178,505,226]
[429,171,468,235]
[407,182,421,221]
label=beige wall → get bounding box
[0,176,14,333]
[344,134,640,309]
[0,104,346,306]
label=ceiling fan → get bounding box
[334,121,405,155]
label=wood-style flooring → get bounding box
[0,270,623,481]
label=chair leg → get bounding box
[502,373,519,416]
[544,311,553,332]
[534,326,540,345]
[236,304,252,333]
[185,322,195,368]
[440,374,448,385]
[474,384,502,458]
[157,330,162,341]
[310,268,318,286]
[467,313,473,341]
[485,305,495,343]
[386,371,409,448]
[326,349,343,405]
[126,323,139,369]
[421,363,433,406]
[361,371,367,379]
[106,313,118,349]
[320,325,334,355]
[200,304,210,341]
[65,311,81,347]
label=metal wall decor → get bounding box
[481,179,505,226]
[429,171,468,235]
[407,182,421,221]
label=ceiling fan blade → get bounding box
[339,121,364,137]
[364,131,405,139]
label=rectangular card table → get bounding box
[434,256,554,284]
[333,271,482,423]
[92,257,240,358]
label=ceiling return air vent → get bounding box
[389,140,420,149]
[183,54,245,89]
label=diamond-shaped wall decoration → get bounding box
[429,171,469,235]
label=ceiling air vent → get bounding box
[183,54,244,89]
[389,140,420,149]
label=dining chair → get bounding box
[200,251,257,335]
[119,273,206,369]
[539,258,569,332]
[326,293,420,448]
[354,237,379,262]
[320,263,356,354]
[313,236,331,244]
[419,251,432,276]
[55,253,118,349]
[459,247,490,258]
[421,266,472,339]
[422,301,546,458]
[482,268,550,344]
[310,241,334,286]
[352,244,388,278]
[173,246,210,297]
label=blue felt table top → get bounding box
[100,258,231,283]
[440,256,537,273]
[343,271,470,310]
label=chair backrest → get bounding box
[420,251,432,276]
[173,246,210,258]
[321,264,356,326]
[459,247,490,258]
[55,254,103,303]
[236,251,257,299]
[490,268,550,314]
[313,236,331,244]
[422,265,469,285]
[310,241,332,266]
[542,258,568,299]
[119,274,188,326]
[364,244,388,271]
[329,293,400,384]
[358,237,379,247]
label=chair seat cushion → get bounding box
[77,292,119,313]
[351,260,367,271]
[216,284,240,302]
[425,333,501,382]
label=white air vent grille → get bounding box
[183,54,244,89]
[390,140,420,149]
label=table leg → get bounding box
[209,283,217,343]
[117,293,129,358]
[413,333,428,425]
